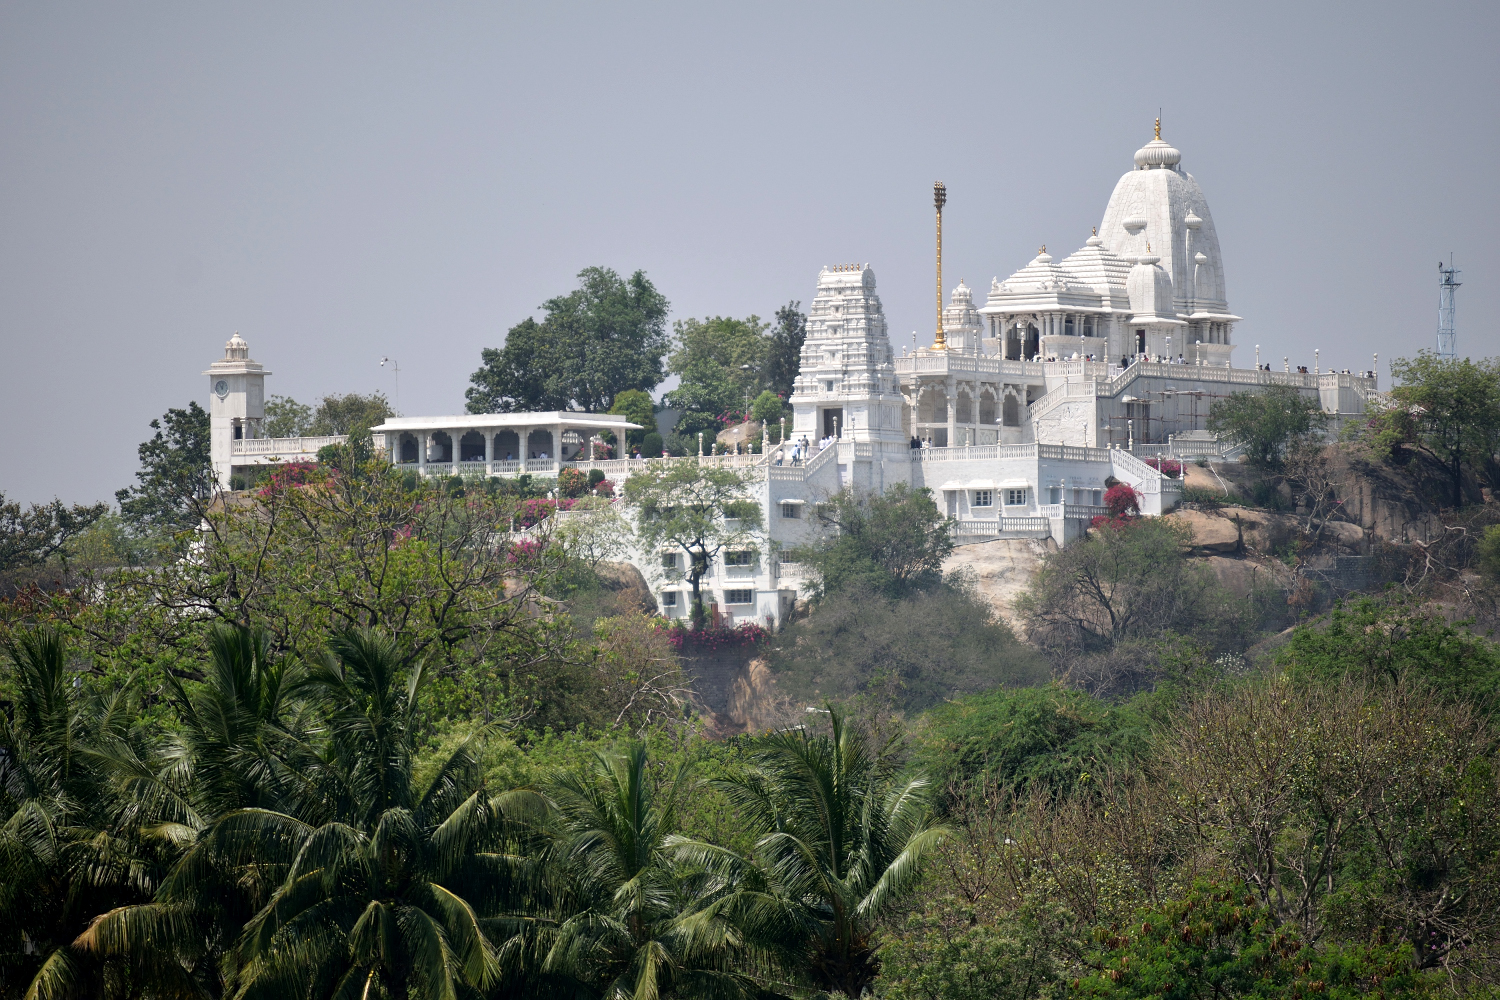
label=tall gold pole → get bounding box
[933,181,947,350]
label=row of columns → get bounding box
[404,426,563,476]
[909,376,1014,446]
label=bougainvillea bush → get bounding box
[557,467,589,498]
[257,462,326,497]
[1143,457,1183,477]
[666,618,770,653]
[1091,483,1143,528]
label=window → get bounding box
[660,552,679,569]
[780,502,802,519]
[1006,488,1027,506]
[1092,489,1103,506]
[724,589,754,605]
[971,490,993,507]
[1048,486,1063,505]
[778,552,800,566]
[724,550,754,567]
[660,592,678,607]
[823,380,835,392]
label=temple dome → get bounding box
[1097,127,1231,317]
[1133,138,1181,169]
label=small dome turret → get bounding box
[1126,252,1175,321]
[224,331,249,360]
[1133,118,1181,169]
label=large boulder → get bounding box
[940,537,1054,631]
[1168,508,1242,553]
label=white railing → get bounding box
[802,444,838,476]
[1098,361,1376,399]
[1028,379,1098,422]
[231,434,346,457]
[1110,449,1168,494]
[896,355,1051,378]
[1037,444,1113,463]
[953,517,1051,537]
[917,443,1040,463]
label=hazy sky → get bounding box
[3,2,1497,505]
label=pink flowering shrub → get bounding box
[504,538,547,565]
[258,462,325,497]
[590,440,613,459]
[593,479,615,498]
[1091,483,1144,529]
[666,618,770,652]
[515,497,581,528]
[557,467,589,498]
[1144,457,1183,477]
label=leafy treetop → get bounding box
[466,267,670,414]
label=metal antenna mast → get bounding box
[1437,256,1460,358]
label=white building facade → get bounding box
[203,126,1381,629]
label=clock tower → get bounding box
[203,332,270,488]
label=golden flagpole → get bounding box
[933,181,947,350]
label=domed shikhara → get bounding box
[1099,127,1230,319]
[981,122,1239,365]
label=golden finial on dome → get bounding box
[1146,241,1152,253]
[1092,226,1097,236]
[1155,116,1161,141]
[1039,244,1046,255]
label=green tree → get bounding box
[115,401,215,533]
[308,391,392,436]
[607,387,656,449]
[534,743,751,999]
[0,630,163,1000]
[1075,882,1417,999]
[1480,523,1500,584]
[155,631,516,999]
[467,267,671,414]
[623,461,762,628]
[763,301,806,402]
[793,483,954,599]
[0,492,107,573]
[1275,593,1500,709]
[662,315,770,437]
[750,389,785,427]
[262,395,313,437]
[1379,351,1500,507]
[768,584,1047,714]
[914,684,1153,796]
[1015,518,1252,660]
[1206,383,1328,472]
[680,708,950,998]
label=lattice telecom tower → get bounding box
[1437,256,1460,358]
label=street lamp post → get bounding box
[380,357,400,415]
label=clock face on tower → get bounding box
[214,379,230,398]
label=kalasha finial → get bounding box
[934,181,947,211]
[1146,241,1152,253]
[1038,245,1046,256]
[1092,226,1097,236]
[1155,116,1161,141]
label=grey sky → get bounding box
[2,2,1496,506]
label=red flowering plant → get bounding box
[589,440,613,460]
[716,410,750,428]
[666,617,769,653]
[592,479,616,498]
[1144,457,1183,477]
[515,496,581,529]
[557,467,590,498]
[504,537,548,566]
[257,462,328,497]
[1091,483,1143,529]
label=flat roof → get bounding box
[372,411,642,433]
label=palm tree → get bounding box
[0,628,165,999]
[531,742,760,1000]
[81,629,535,1000]
[676,709,950,998]
[76,625,317,997]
